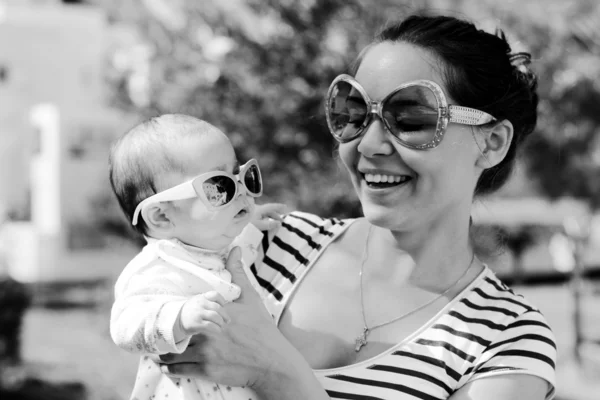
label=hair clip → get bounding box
[508,52,532,74]
[508,52,531,66]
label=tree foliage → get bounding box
[96,0,600,226]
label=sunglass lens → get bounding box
[243,164,262,195]
[199,176,236,207]
[327,80,367,141]
[382,85,440,146]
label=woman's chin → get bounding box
[361,203,406,229]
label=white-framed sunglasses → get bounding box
[132,159,263,226]
[325,74,497,150]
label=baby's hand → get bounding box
[178,291,231,337]
[252,203,287,231]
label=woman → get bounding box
[158,14,557,400]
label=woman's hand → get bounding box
[157,247,330,399]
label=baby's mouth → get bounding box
[235,205,250,218]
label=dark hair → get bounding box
[351,14,538,196]
[109,114,220,236]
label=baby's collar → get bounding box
[144,235,230,260]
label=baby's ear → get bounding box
[142,203,173,231]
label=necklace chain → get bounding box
[355,225,476,352]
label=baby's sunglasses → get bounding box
[131,159,262,226]
[325,74,497,150]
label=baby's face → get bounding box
[157,131,255,250]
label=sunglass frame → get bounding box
[325,74,496,150]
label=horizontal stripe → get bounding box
[472,287,534,312]
[282,221,322,250]
[326,390,384,400]
[447,310,506,331]
[261,230,270,253]
[272,236,309,266]
[464,364,524,376]
[431,324,491,347]
[484,276,515,294]
[508,315,552,332]
[474,366,524,375]
[369,365,452,394]
[263,255,296,283]
[416,339,477,363]
[288,213,335,237]
[494,349,556,369]
[391,350,461,381]
[485,333,557,352]
[327,375,443,400]
[250,264,283,301]
[460,298,519,318]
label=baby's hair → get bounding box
[109,114,221,235]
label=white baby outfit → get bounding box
[110,224,267,400]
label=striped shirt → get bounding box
[252,212,557,400]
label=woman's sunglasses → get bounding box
[132,159,263,226]
[325,74,497,150]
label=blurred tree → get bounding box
[96,0,431,223]
[94,0,600,236]
[477,0,600,208]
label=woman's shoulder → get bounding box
[459,267,554,335]
[452,267,557,397]
[473,268,547,316]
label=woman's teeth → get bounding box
[364,173,410,185]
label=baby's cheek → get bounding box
[189,199,213,221]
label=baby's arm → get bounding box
[110,265,228,355]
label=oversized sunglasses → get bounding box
[325,74,496,150]
[132,159,262,226]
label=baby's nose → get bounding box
[235,179,248,198]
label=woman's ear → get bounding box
[141,203,173,232]
[475,119,514,169]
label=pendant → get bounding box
[355,327,369,352]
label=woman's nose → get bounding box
[356,116,394,157]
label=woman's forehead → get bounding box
[354,41,445,100]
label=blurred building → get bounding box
[0,0,135,282]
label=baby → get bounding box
[108,114,281,400]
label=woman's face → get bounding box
[338,41,482,233]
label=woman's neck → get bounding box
[369,213,474,292]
